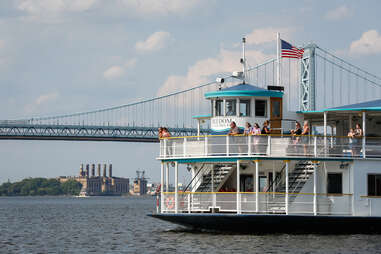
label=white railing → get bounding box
[160,192,353,216]
[159,135,381,159]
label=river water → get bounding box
[1,196,381,253]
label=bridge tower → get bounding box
[300,43,317,111]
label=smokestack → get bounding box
[103,164,107,177]
[91,164,95,177]
[86,164,89,177]
[109,164,112,178]
[80,164,84,177]
[97,164,101,177]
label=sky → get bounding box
[1,0,381,184]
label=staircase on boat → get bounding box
[267,161,317,213]
[185,164,234,211]
[196,165,234,192]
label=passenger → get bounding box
[251,123,261,135]
[251,123,262,154]
[354,123,363,138]
[291,122,302,136]
[348,128,355,156]
[301,121,310,135]
[243,122,252,136]
[301,121,310,155]
[228,121,239,136]
[348,128,355,138]
[353,124,363,156]
[290,122,302,155]
[161,127,171,138]
[158,127,163,139]
[261,120,271,135]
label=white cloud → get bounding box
[17,0,97,22]
[135,31,172,52]
[35,92,59,105]
[103,58,137,80]
[118,0,201,16]
[124,58,137,69]
[25,92,59,114]
[324,5,352,21]
[103,66,125,80]
[157,48,273,96]
[349,30,381,55]
[245,27,293,45]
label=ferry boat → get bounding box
[149,38,381,233]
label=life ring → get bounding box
[165,196,175,209]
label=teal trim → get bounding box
[326,107,381,112]
[301,107,381,114]
[205,90,283,99]
[192,114,212,119]
[298,110,324,114]
[160,156,353,164]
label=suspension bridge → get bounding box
[1,44,380,142]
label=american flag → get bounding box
[281,39,304,59]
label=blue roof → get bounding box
[204,83,283,98]
[328,99,381,111]
[301,99,381,114]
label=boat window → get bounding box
[255,100,267,117]
[239,100,250,117]
[271,99,281,118]
[215,100,223,116]
[368,174,381,196]
[327,173,342,194]
[258,176,267,192]
[225,99,236,116]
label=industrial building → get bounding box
[59,164,129,196]
[132,170,148,195]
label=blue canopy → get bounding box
[300,99,381,114]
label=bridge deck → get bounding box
[0,124,210,142]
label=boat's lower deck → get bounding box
[149,213,381,233]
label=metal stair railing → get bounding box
[288,161,316,195]
[266,164,287,193]
[182,164,207,193]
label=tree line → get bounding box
[0,178,82,196]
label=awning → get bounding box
[300,99,381,115]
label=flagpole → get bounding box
[277,32,281,87]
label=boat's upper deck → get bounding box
[159,134,381,161]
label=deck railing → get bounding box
[159,134,381,159]
[160,192,353,216]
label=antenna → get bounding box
[241,37,246,84]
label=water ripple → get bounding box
[1,196,381,253]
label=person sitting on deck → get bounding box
[228,121,239,136]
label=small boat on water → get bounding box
[149,37,381,233]
[76,186,89,198]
